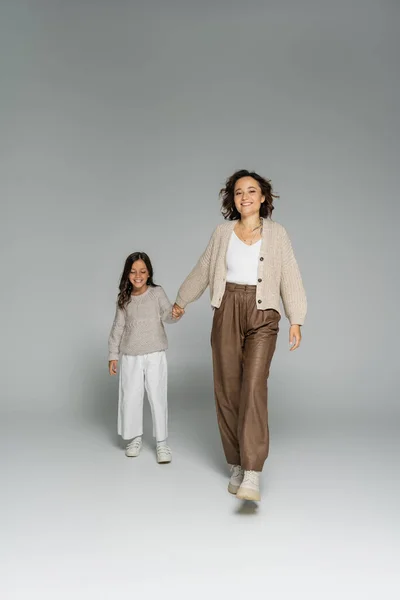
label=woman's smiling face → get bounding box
[233,176,265,218]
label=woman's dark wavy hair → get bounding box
[117,252,157,309]
[220,169,279,220]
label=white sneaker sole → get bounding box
[228,482,241,495]
[236,486,261,502]
[157,455,172,464]
[125,451,141,457]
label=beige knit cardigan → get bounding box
[175,218,307,325]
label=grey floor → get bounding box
[2,384,399,600]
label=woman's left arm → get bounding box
[279,227,307,349]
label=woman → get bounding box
[172,170,307,502]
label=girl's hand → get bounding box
[172,303,185,319]
[109,360,118,375]
[289,325,302,351]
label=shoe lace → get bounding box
[244,470,259,485]
[157,445,171,455]
[231,465,243,478]
[127,438,141,450]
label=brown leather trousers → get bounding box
[211,283,280,471]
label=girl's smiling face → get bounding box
[129,259,149,292]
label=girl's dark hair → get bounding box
[117,252,156,309]
[220,169,279,220]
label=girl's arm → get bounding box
[279,227,307,326]
[158,287,178,324]
[108,303,126,360]
[175,227,218,309]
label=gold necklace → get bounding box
[237,218,263,245]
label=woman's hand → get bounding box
[289,325,302,351]
[109,360,118,375]
[172,303,185,319]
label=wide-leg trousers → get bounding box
[118,351,168,441]
[211,283,280,471]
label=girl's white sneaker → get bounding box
[228,465,244,494]
[125,437,142,457]
[236,470,261,501]
[156,445,172,464]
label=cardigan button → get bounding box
[258,278,262,283]
[260,256,264,261]
[258,299,262,304]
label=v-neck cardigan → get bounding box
[175,218,307,326]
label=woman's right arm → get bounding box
[175,227,218,309]
[108,303,126,362]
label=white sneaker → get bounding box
[156,445,172,464]
[228,465,244,495]
[125,437,142,457]
[236,470,261,501]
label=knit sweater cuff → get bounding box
[289,315,305,326]
[108,353,120,361]
[175,295,188,309]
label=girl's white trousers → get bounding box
[118,351,168,441]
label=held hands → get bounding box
[172,303,185,320]
[109,360,118,375]
[289,325,302,351]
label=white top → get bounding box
[226,232,262,285]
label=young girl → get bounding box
[108,252,181,463]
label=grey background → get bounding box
[1,1,399,599]
[2,0,398,423]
